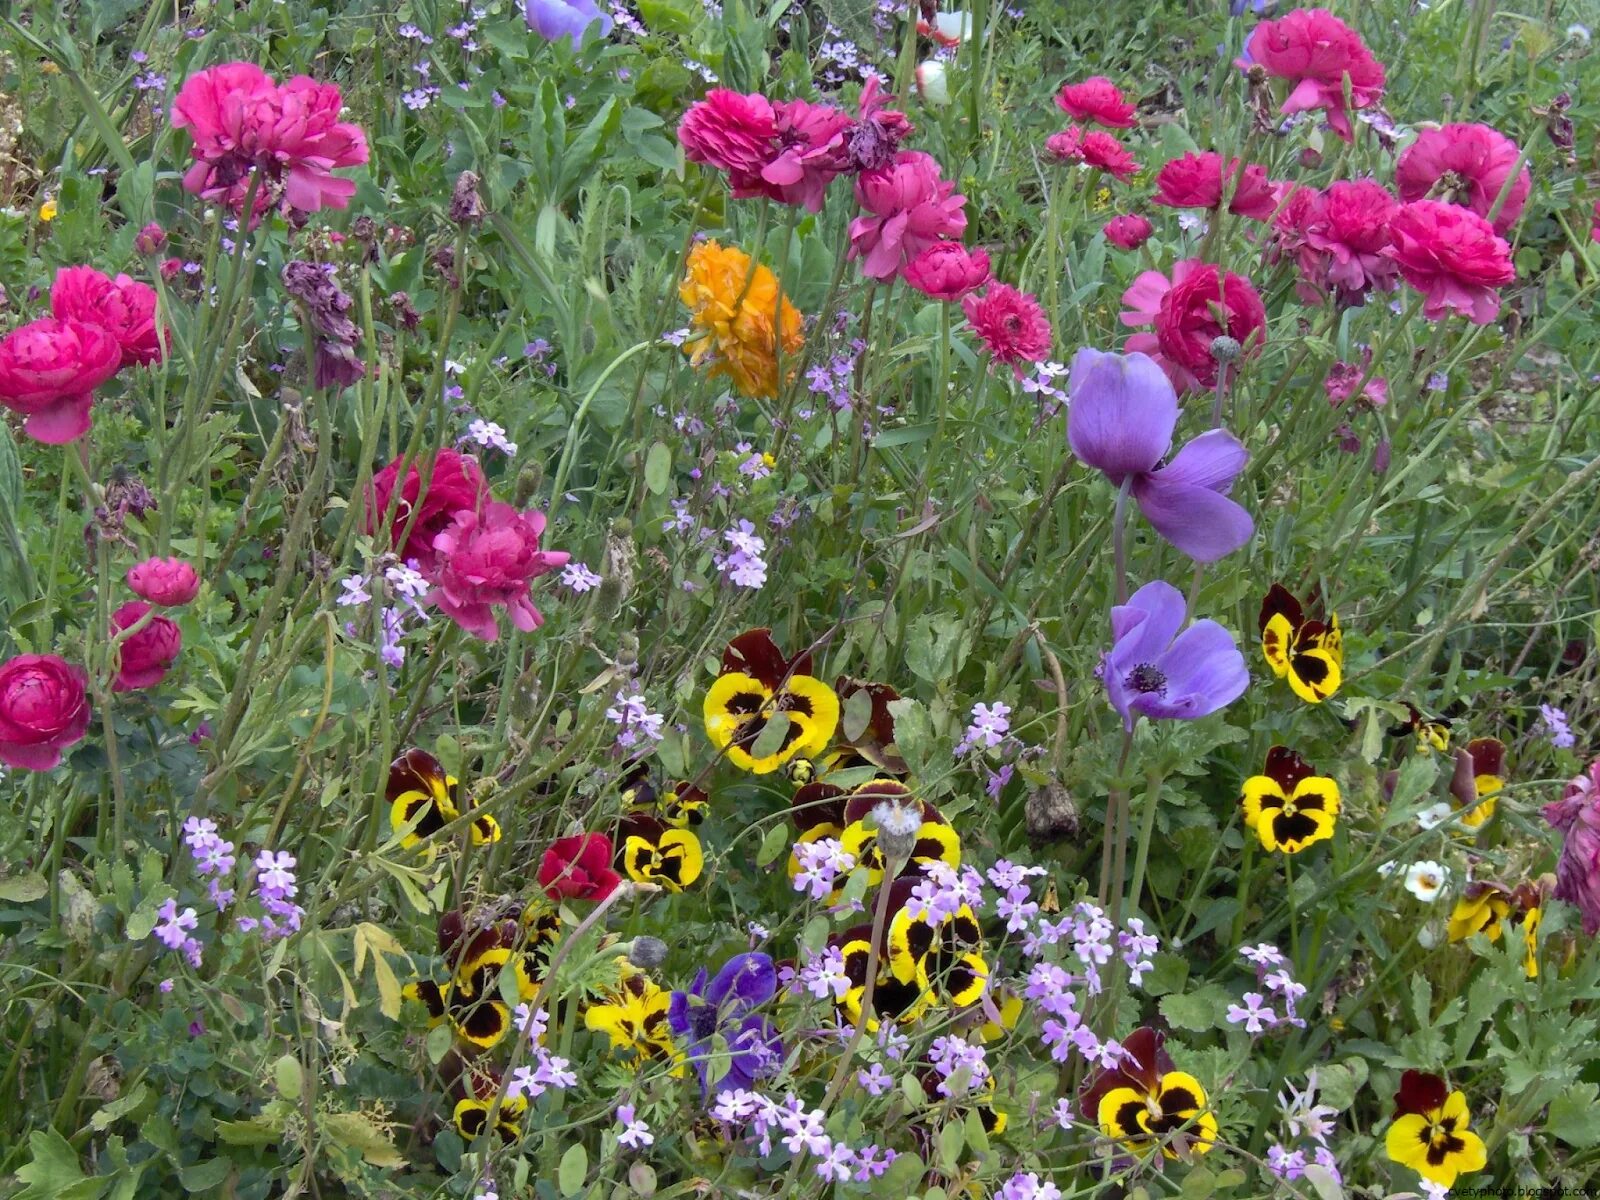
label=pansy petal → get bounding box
[1067,349,1178,480]
[1132,476,1255,563]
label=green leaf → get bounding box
[558,1143,588,1195]
[1547,1082,1600,1148]
[323,1111,405,1167]
[0,872,48,903]
[1142,953,1190,997]
[15,1129,105,1200]
[1158,983,1234,1033]
[179,1158,232,1192]
[644,441,672,495]
[841,686,874,743]
[273,1054,303,1100]
[756,822,790,868]
[637,0,697,34]
[215,1117,282,1147]
[89,1084,150,1132]
[748,712,792,762]
[1300,1164,1344,1200]
[936,1118,965,1170]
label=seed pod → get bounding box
[1025,781,1080,845]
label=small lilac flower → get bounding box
[159,978,174,993]
[606,691,665,749]
[1540,703,1576,750]
[463,418,518,456]
[1226,991,1276,1033]
[561,561,603,592]
[956,700,1011,753]
[1068,348,1253,562]
[1100,580,1249,730]
[857,1063,893,1095]
[616,1104,653,1149]
[1240,942,1285,968]
[152,899,198,950]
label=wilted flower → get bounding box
[1067,349,1253,562]
[1544,760,1600,934]
[1101,580,1250,730]
[281,261,364,389]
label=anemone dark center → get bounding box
[1126,663,1167,694]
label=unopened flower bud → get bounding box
[615,633,640,673]
[629,936,669,969]
[595,574,626,621]
[134,223,167,255]
[387,291,421,331]
[1209,335,1241,364]
[513,462,543,507]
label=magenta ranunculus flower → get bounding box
[1153,152,1274,218]
[1244,8,1386,142]
[50,266,164,368]
[903,241,991,301]
[1395,122,1532,234]
[1387,199,1515,325]
[0,654,91,771]
[171,62,368,226]
[1103,213,1154,250]
[961,283,1052,367]
[524,0,612,46]
[426,501,570,642]
[1047,126,1138,180]
[848,150,968,281]
[679,89,780,193]
[1300,179,1400,305]
[1100,580,1249,730]
[765,99,855,212]
[1054,76,1137,128]
[1068,348,1253,563]
[111,600,183,692]
[127,557,202,607]
[1545,760,1600,935]
[366,448,488,573]
[678,90,855,212]
[0,317,122,444]
[1121,260,1267,393]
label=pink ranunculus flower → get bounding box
[1387,199,1515,325]
[127,557,202,607]
[426,501,570,642]
[50,266,165,368]
[1395,122,1532,234]
[678,89,780,194]
[1545,760,1600,935]
[1103,213,1154,250]
[0,654,91,770]
[1244,8,1386,142]
[1049,126,1139,180]
[0,317,122,444]
[849,150,968,281]
[903,241,991,302]
[172,62,368,226]
[366,448,488,574]
[1121,259,1266,393]
[1300,179,1401,305]
[759,99,855,213]
[1054,76,1137,129]
[1153,152,1274,218]
[111,601,183,692]
[1324,353,1388,409]
[961,282,1052,368]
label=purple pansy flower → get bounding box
[1068,348,1254,563]
[667,952,783,1098]
[1101,580,1249,730]
[524,0,612,46]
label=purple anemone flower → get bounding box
[668,951,783,1098]
[524,0,612,46]
[1101,580,1249,730]
[1068,348,1254,563]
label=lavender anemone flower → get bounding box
[1068,348,1254,563]
[524,0,612,46]
[1101,580,1250,730]
[668,951,783,1097]
[1545,760,1600,935]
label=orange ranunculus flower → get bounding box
[679,240,803,399]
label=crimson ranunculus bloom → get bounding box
[1153,152,1274,218]
[903,241,991,302]
[0,654,91,771]
[848,150,968,281]
[426,501,569,642]
[1054,76,1137,128]
[1050,127,1139,180]
[1395,122,1532,234]
[1301,179,1401,305]
[1104,213,1154,250]
[538,833,622,901]
[1244,8,1386,142]
[111,600,183,692]
[1387,200,1515,325]
[961,282,1052,368]
[50,266,164,368]
[366,449,488,573]
[1121,259,1266,393]
[127,556,202,607]
[171,62,368,225]
[0,317,121,445]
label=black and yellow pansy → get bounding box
[620,762,710,828]
[1240,746,1341,855]
[616,814,704,892]
[1448,737,1506,828]
[1447,879,1542,978]
[1080,1027,1217,1162]
[837,779,961,889]
[1385,1071,1487,1188]
[1259,585,1342,704]
[787,782,848,880]
[825,677,907,776]
[584,963,683,1073]
[387,748,500,853]
[703,628,840,774]
[1391,702,1454,754]
[453,1093,527,1143]
[403,902,560,1052]
[831,922,933,1029]
[887,891,989,1010]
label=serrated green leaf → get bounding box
[0,872,48,903]
[1158,983,1234,1034]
